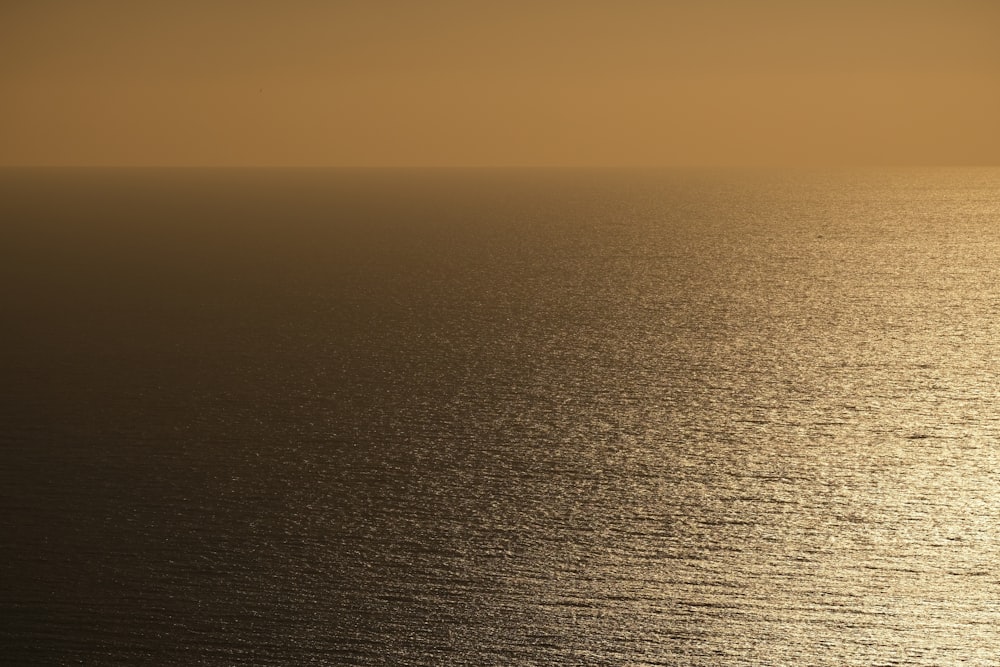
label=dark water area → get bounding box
[2,168,999,665]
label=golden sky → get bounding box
[3,0,999,166]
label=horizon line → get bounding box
[3,163,999,170]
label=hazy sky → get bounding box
[3,1,999,166]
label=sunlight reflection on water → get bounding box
[1,167,999,665]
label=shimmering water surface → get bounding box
[2,168,999,665]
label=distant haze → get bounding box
[3,0,999,166]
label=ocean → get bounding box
[2,167,998,665]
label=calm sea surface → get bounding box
[2,168,999,665]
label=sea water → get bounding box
[1,167,999,665]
